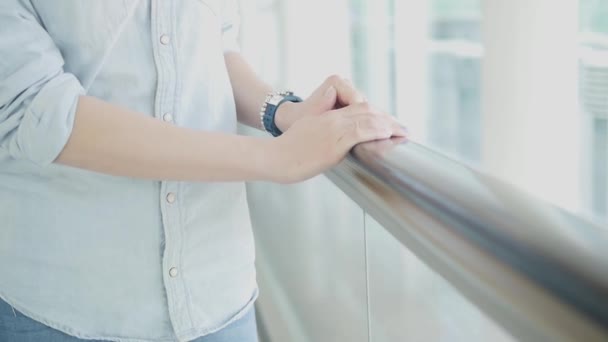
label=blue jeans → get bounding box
[0,299,258,342]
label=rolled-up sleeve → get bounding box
[0,1,85,165]
[221,0,241,53]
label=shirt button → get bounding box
[160,34,171,45]
[169,267,178,278]
[166,192,176,204]
[163,113,174,123]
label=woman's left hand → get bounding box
[274,75,367,132]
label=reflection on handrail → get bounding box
[326,139,608,342]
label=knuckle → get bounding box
[326,74,343,84]
[358,101,372,112]
[354,120,366,138]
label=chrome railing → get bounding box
[326,139,608,342]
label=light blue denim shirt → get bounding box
[0,1,257,341]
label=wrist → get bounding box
[262,138,293,184]
[275,101,299,133]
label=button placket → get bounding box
[152,1,194,335]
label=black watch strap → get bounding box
[261,91,303,137]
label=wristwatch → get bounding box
[260,91,303,137]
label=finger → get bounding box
[329,76,366,107]
[344,113,408,142]
[331,102,383,118]
[388,117,408,137]
[390,121,408,137]
[306,77,339,103]
[342,110,407,137]
[305,85,338,114]
[331,101,407,137]
[336,114,393,151]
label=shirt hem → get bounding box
[0,287,258,342]
[176,287,259,341]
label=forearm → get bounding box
[224,52,273,129]
[56,96,277,182]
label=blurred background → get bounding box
[236,1,608,341]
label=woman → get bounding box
[0,1,405,341]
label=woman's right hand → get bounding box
[268,100,407,184]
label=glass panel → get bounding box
[579,0,608,223]
[241,2,369,340]
[351,0,482,163]
[365,214,515,342]
[351,0,397,114]
[247,178,369,342]
[427,0,482,163]
[591,119,608,217]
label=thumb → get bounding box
[307,86,337,114]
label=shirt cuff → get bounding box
[222,23,241,53]
[17,73,85,166]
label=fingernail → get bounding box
[400,125,409,134]
[324,86,336,98]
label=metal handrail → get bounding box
[326,138,608,342]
